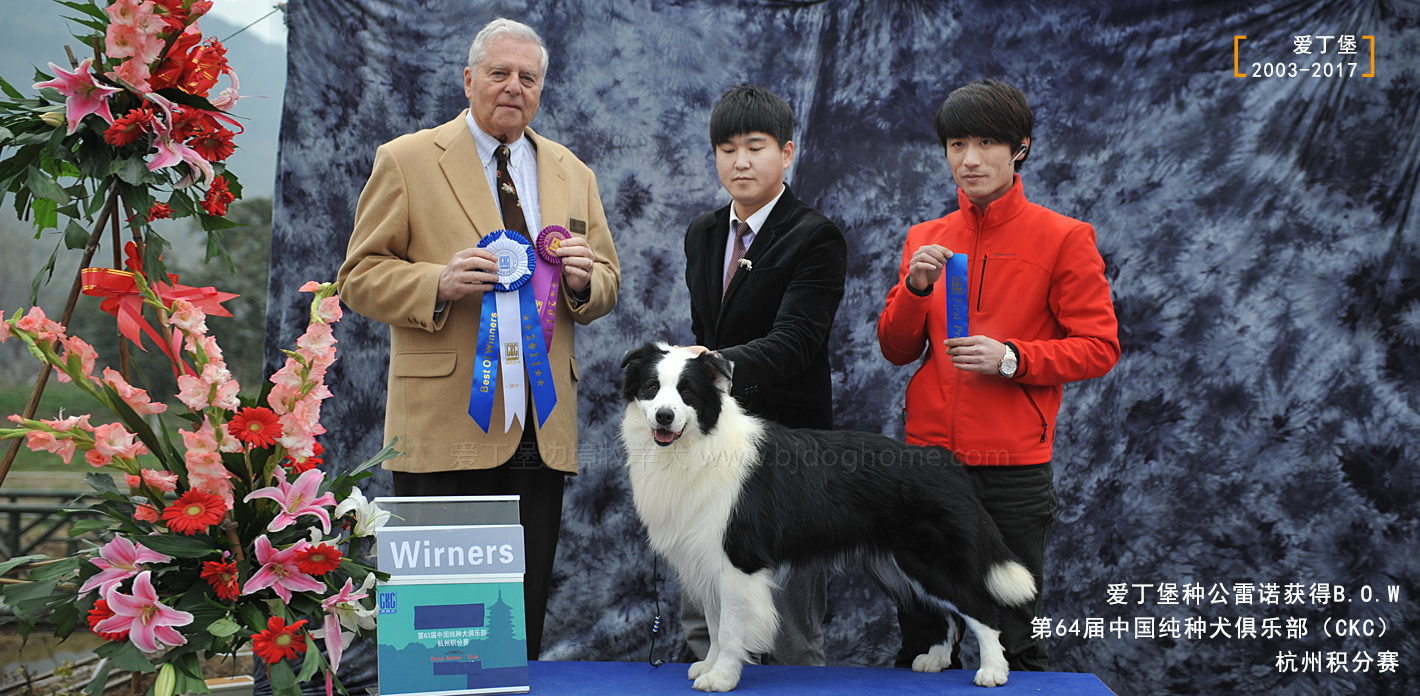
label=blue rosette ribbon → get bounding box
[468,229,558,433]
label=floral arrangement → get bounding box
[0,278,398,696]
[0,0,248,282]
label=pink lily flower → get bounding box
[313,576,376,672]
[95,571,192,652]
[147,135,214,184]
[32,60,122,135]
[245,468,338,533]
[242,536,324,603]
[79,536,173,597]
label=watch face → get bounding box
[1000,355,1018,377]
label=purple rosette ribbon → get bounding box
[531,225,572,346]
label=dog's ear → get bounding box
[698,352,734,392]
[620,343,662,370]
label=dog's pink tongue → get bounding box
[654,429,676,444]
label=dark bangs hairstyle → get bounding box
[933,78,1034,171]
[710,84,794,149]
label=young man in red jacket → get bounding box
[877,78,1119,672]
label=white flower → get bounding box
[333,487,390,538]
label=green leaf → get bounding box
[115,155,150,185]
[69,518,111,537]
[296,634,327,682]
[0,125,13,144]
[27,165,70,204]
[51,599,80,639]
[31,196,58,230]
[207,617,243,638]
[2,578,59,605]
[136,534,218,559]
[55,0,109,21]
[27,556,82,581]
[64,218,90,249]
[0,73,21,99]
[84,657,113,696]
[77,135,112,179]
[86,471,118,495]
[268,658,299,696]
[97,640,156,673]
[0,554,50,577]
[198,213,241,231]
[236,602,267,633]
[170,652,210,694]
[168,190,197,218]
[29,238,60,304]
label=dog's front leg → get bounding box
[688,597,722,681]
[693,568,777,692]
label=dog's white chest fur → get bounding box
[622,399,762,601]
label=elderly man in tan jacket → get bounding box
[338,18,620,658]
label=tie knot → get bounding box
[496,145,511,162]
[733,220,752,240]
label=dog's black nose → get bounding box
[655,408,675,426]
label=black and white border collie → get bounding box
[619,343,1036,691]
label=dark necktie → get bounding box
[723,220,751,299]
[495,145,529,236]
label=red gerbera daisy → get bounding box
[87,598,130,641]
[103,108,153,147]
[187,126,235,163]
[294,543,343,576]
[228,406,282,448]
[285,442,324,475]
[161,490,227,535]
[201,175,236,217]
[200,558,241,600]
[252,616,308,664]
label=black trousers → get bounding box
[895,463,1057,671]
[391,426,568,660]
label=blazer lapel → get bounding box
[436,112,502,238]
[705,206,731,328]
[527,127,569,238]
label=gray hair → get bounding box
[467,18,549,78]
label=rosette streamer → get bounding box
[468,229,557,432]
[531,225,571,346]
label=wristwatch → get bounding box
[998,344,1019,378]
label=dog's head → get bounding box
[620,343,734,446]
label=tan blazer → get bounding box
[338,112,620,474]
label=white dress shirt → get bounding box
[467,112,541,240]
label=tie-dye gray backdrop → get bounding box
[264,1,1419,694]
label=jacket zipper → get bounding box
[977,253,988,311]
[1018,384,1048,443]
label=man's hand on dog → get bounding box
[945,335,1008,375]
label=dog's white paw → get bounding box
[911,644,953,673]
[688,660,711,680]
[692,668,741,692]
[973,663,1009,687]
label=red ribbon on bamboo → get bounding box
[80,243,239,373]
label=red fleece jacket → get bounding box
[878,177,1119,466]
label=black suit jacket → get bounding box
[685,184,848,429]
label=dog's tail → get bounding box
[986,560,1036,607]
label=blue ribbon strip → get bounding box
[519,282,556,427]
[945,253,969,339]
[469,291,500,432]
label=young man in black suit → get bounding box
[681,84,848,665]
